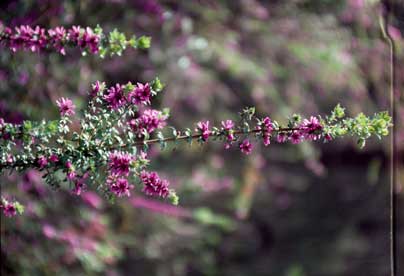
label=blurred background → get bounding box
[1,0,403,275]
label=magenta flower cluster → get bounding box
[106,151,135,197]
[56,97,76,117]
[140,171,170,198]
[129,109,167,137]
[194,114,325,156]
[0,202,17,217]
[196,121,211,141]
[103,82,152,110]
[128,83,152,105]
[108,151,134,176]
[1,25,101,54]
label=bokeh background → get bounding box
[1,0,403,275]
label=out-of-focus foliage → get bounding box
[1,0,403,275]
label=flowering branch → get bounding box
[0,25,151,57]
[0,79,392,214]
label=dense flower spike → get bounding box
[128,82,152,105]
[0,25,151,57]
[103,84,127,110]
[56,97,76,116]
[108,151,134,176]
[140,171,170,198]
[107,175,133,197]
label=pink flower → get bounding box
[258,117,273,146]
[56,97,76,116]
[67,171,76,180]
[239,139,253,155]
[221,120,234,130]
[2,203,17,217]
[277,133,287,143]
[263,134,271,146]
[107,175,133,197]
[300,116,323,141]
[222,120,235,143]
[68,25,82,43]
[108,151,134,176]
[37,156,48,169]
[129,109,167,136]
[78,27,100,53]
[103,84,127,110]
[49,154,59,163]
[90,81,104,98]
[262,117,273,131]
[197,121,211,141]
[290,131,303,144]
[128,82,151,105]
[48,26,66,55]
[140,171,170,198]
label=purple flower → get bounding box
[140,171,170,198]
[263,134,271,146]
[90,81,104,98]
[67,171,76,180]
[56,97,76,116]
[324,133,333,141]
[2,203,17,217]
[239,139,253,155]
[103,84,127,110]
[221,120,235,143]
[107,175,133,197]
[108,151,134,176]
[48,26,66,55]
[128,82,151,105]
[221,120,234,130]
[258,117,273,146]
[196,121,211,142]
[129,109,167,136]
[290,131,303,144]
[300,116,323,140]
[78,27,100,53]
[68,25,82,43]
[277,133,287,143]
[49,154,59,163]
[262,117,273,131]
[9,25,47,53]
[37,156,48,169]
